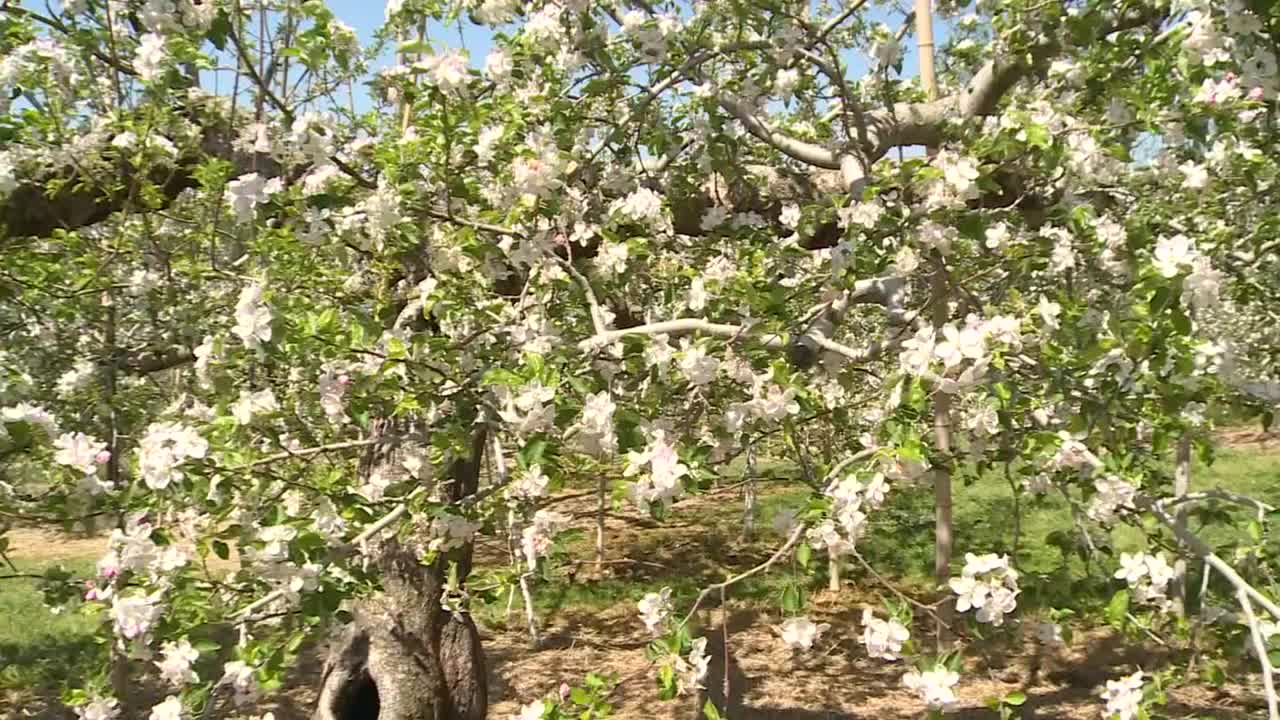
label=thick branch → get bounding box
[578,318,787,351]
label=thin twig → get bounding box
[681,524,806,627]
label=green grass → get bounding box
[492,444,1280,622]
[0,558,103,699]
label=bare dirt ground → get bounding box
[242,486,1264,720]
[247,607,1260,720]
[1215,427,1280,451]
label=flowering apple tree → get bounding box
[3,0,1280,718]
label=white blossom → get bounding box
[950,552,1019,626]
[136,422,208,490]
[222,660,259,706]
[513,700,547,720]
[1114,552,1175,608]
[1100,670,1144,720]
[1088,475,1137,524]
[148,696,183,720]
[569,391,617,457]
[861,608,909,660]
[111,591,163,639]
[610,187,665,226]
[232,283,273,348]
[777,616,830,651]
[134,34,168,82]
[902,665,960,710]
[155,639,199,686]
[225,174,280,224]
[231,388,278,425]
[520,510,569,569]
[637,587,672,633]
[75,698,120,720]
[1153,234,1197,277]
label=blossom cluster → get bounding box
[136,422,208,490]
[1114,552,1176,610]
[861,608,909,660]
[520,510,569,570]
[623,430,689,511]
[949,553,1019,626]
[808,472,891,557]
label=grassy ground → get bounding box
[0,558,101,712]
[2,438,1277,718]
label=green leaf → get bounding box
[570,686,590,705]
[1024,124,1051,148]
[702,699,723,720]
[780,584,803,613]
[517,438,548,469]
[207,10,232,50]
[1003,691,1026,706]
[1105,589,1130,627]
[1149,286,1171,314]
[398,39,432,55]
[796,542,812,570]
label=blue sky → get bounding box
[25,0,952,120]
[313,0,950,114]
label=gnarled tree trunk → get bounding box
[313,426,489,720]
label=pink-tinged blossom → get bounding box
[624,430,689,510]
[520,510,569,570]
[54,432,107,476]
[155,639,199,686]
[1,403,59,437]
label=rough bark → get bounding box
[313,426,490,720]
[312,543,487,720]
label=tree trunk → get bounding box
[312,544,487,720]
[314,427,490,720]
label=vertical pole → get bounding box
[595,475,607,575]
[1172,434,1192,615]
[914,0,939,103]
[913,0,951,650]
[931,265,953,651]
[743,446,757,542]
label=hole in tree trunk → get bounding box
[334,669,380,720]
